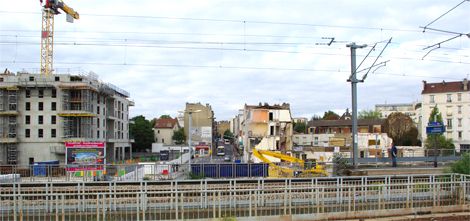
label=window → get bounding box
[51,129,56,138]
[97,119,100,128]
[25,115,30,124]
[51,115,56,124]
[38,115,43,124]
[458,93,462,101]
[458,131,462,139]
[55,76,60,81]
[51,89,56,98]
[458,105,462,114]
[269,112,273,121]
[314,137,319,145]
[0,77,3,82]
[458,118,462,127]
[38,102,43,111]
[157,130,160,134]
[25,90,31,98]
[51,102,56,111]
[25,129,30,138]
[447,94,452,103]
[447,118,453,129]
[38,129,43,138]
[29,76,34,81]
[97,106,100,114]
[270,126,274,136]
[25,102,30,111]
[97,130,100,139]
[430,95,435,103]
[162,138,165,143]
[38,89,44,98]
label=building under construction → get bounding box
[0,69,134,165]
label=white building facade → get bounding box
[421,79,470,152]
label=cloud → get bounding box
[1,0,469,121]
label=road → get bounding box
[193,140,239,163]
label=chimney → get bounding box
[464,78,468,91]
[422,80,427,89]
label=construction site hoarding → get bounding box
[65,141,105,171]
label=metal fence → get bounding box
[0,174,469,220]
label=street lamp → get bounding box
[185,109,201,173]
[208,116,216,161]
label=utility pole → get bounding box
[347,42,367,168]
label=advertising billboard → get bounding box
[66,142,105,171]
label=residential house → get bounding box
[154,118,180,145]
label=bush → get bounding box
[450,153,470,175]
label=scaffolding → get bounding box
[62,89,93,112]
[63,116,93,139]
[0,88,18,164]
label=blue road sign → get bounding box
[426,124,445,135]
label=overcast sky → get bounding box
[1,0,469,120]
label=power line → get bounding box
[1,40,469,65]
[0,60,466,80]
[422,0,469,31]
[0,10,422,33]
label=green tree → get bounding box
[322,110,340,120]
[425,106,454,149]
[383,112,419,146]
[311,114,322,121]
[358,110,382,119]
[223,129,234,139]
[172,128,185,145]
[293,122,307,133]
[160,115,172,119]
[449,153,470,174]
[129,115,155,152]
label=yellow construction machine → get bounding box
[252,149,328,178]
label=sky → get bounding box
[1,0,469,121]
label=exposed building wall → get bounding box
[183,102,214,145]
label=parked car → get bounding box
[224,156,231,162]
[224,139,230,144]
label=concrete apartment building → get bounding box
[0,70,134,165]
[239,103,293,162]
[153,118,180,145]
[375,103,421,123]
[183,102,214,146]
[421,79,470,152]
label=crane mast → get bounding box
[40,0,79,76]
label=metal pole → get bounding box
[189,112,192,173]
[433,114,438,168]
[348,43,360,168]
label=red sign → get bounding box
[65,142,105,148]
[195,145,209,150]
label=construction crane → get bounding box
[252,149,328,178]
[40,0,79,76]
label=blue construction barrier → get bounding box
[33,160,60,176]
[191,163,268,178]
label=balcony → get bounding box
[50,145,66,154]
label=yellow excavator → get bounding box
[252,149,328,178]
